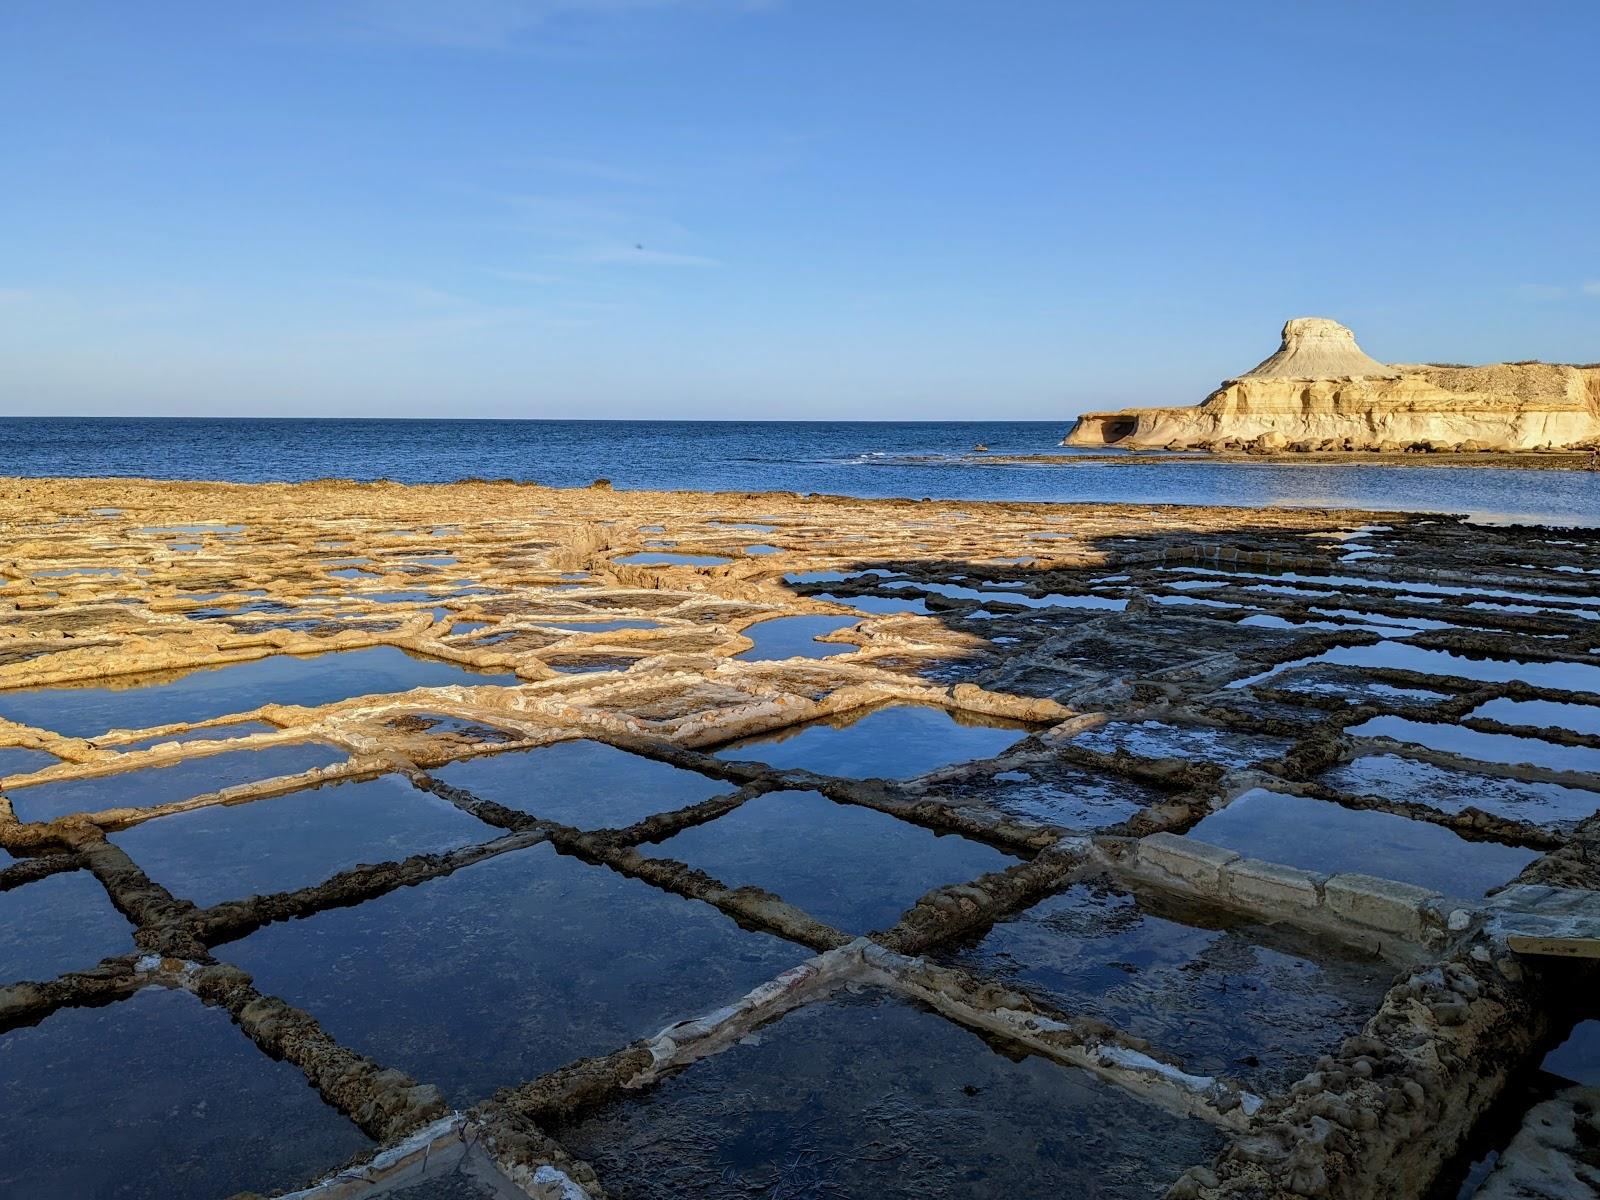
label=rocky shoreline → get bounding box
[1066,318,1600,455]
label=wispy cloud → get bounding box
[1583,281,1600,297]
[0,288,32,305]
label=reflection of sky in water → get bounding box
[1190,789,1538,896]
[558,988,1225,1200]
[714,704,1029,778]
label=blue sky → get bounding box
[2,0,1597,419]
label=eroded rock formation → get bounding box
[1066,317,1600,453]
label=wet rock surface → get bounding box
[0,477,1597,1197]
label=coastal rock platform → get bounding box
[1,476,1598,1199]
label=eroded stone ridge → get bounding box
[1065,317,1600,452]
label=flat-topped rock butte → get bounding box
[1066,317,1600,454]
[1,474,1598,1199]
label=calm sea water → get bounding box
[2,417,1596,526]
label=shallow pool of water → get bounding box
[1188,789,1539,896]
[936,760,1163,829]
[1467,698,1600,738]
[616,552,731,567]
[713,704,1030,778]
[430,740,731,828]
[1172,566,1593,610]
[141,523,246,535]
[1235,643,1600,694]
[813,591,931,615]
[219,845,804,1106]
[887,580,1127,612]
[1348,715,1600,775]
[112,774,492,907]
[735,614,859,661]
[1322,755,1599,828]
[0,647,520,739]
[648,789,1017,933]
[537,618,660,633]
[1269,667,1448,706]
[7,742,348,823]
[0,870,135,982]
[1072,721,1292,769]
[362,590,446,604]
[0,987,370,1199]
[556,987,1225,1200]
[938,880,1391,1089]
[0,745,58,780]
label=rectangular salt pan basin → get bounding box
[1234,643,1600,694]
[713,704,1030,779]
[0,988,369,1199]
[430,739,732,829]
[1188,789,1538,896]
[1072,721,1291,769]
[648,788,1018,933]
[111,774,493,907]
[0,745,58,780]
[0,646,520,739]
[7,742,347,823]
[1323,755,1599,828]
[220,844,804,1106]
[1348,715,1600,775]
[938,881,1390,1090]
[556,989,1225,1200]
[1468,698,1600,739]
[944,761,1163,829]
[735,614,859,661]
[616,552,730,566]
[0,870,135,982]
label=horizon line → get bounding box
[0,414,1078,425]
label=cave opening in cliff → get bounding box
[1101,417,1137,444]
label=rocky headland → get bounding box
[1065,317,1600,454]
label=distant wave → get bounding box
[833,452,971,465]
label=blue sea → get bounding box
[2,417,1596,526]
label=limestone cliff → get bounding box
[1065,318,1600,452]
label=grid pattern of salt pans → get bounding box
[0,479,1597,1198]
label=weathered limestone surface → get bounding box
[1,477,1598,1199]
[1066,317,1600,452]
